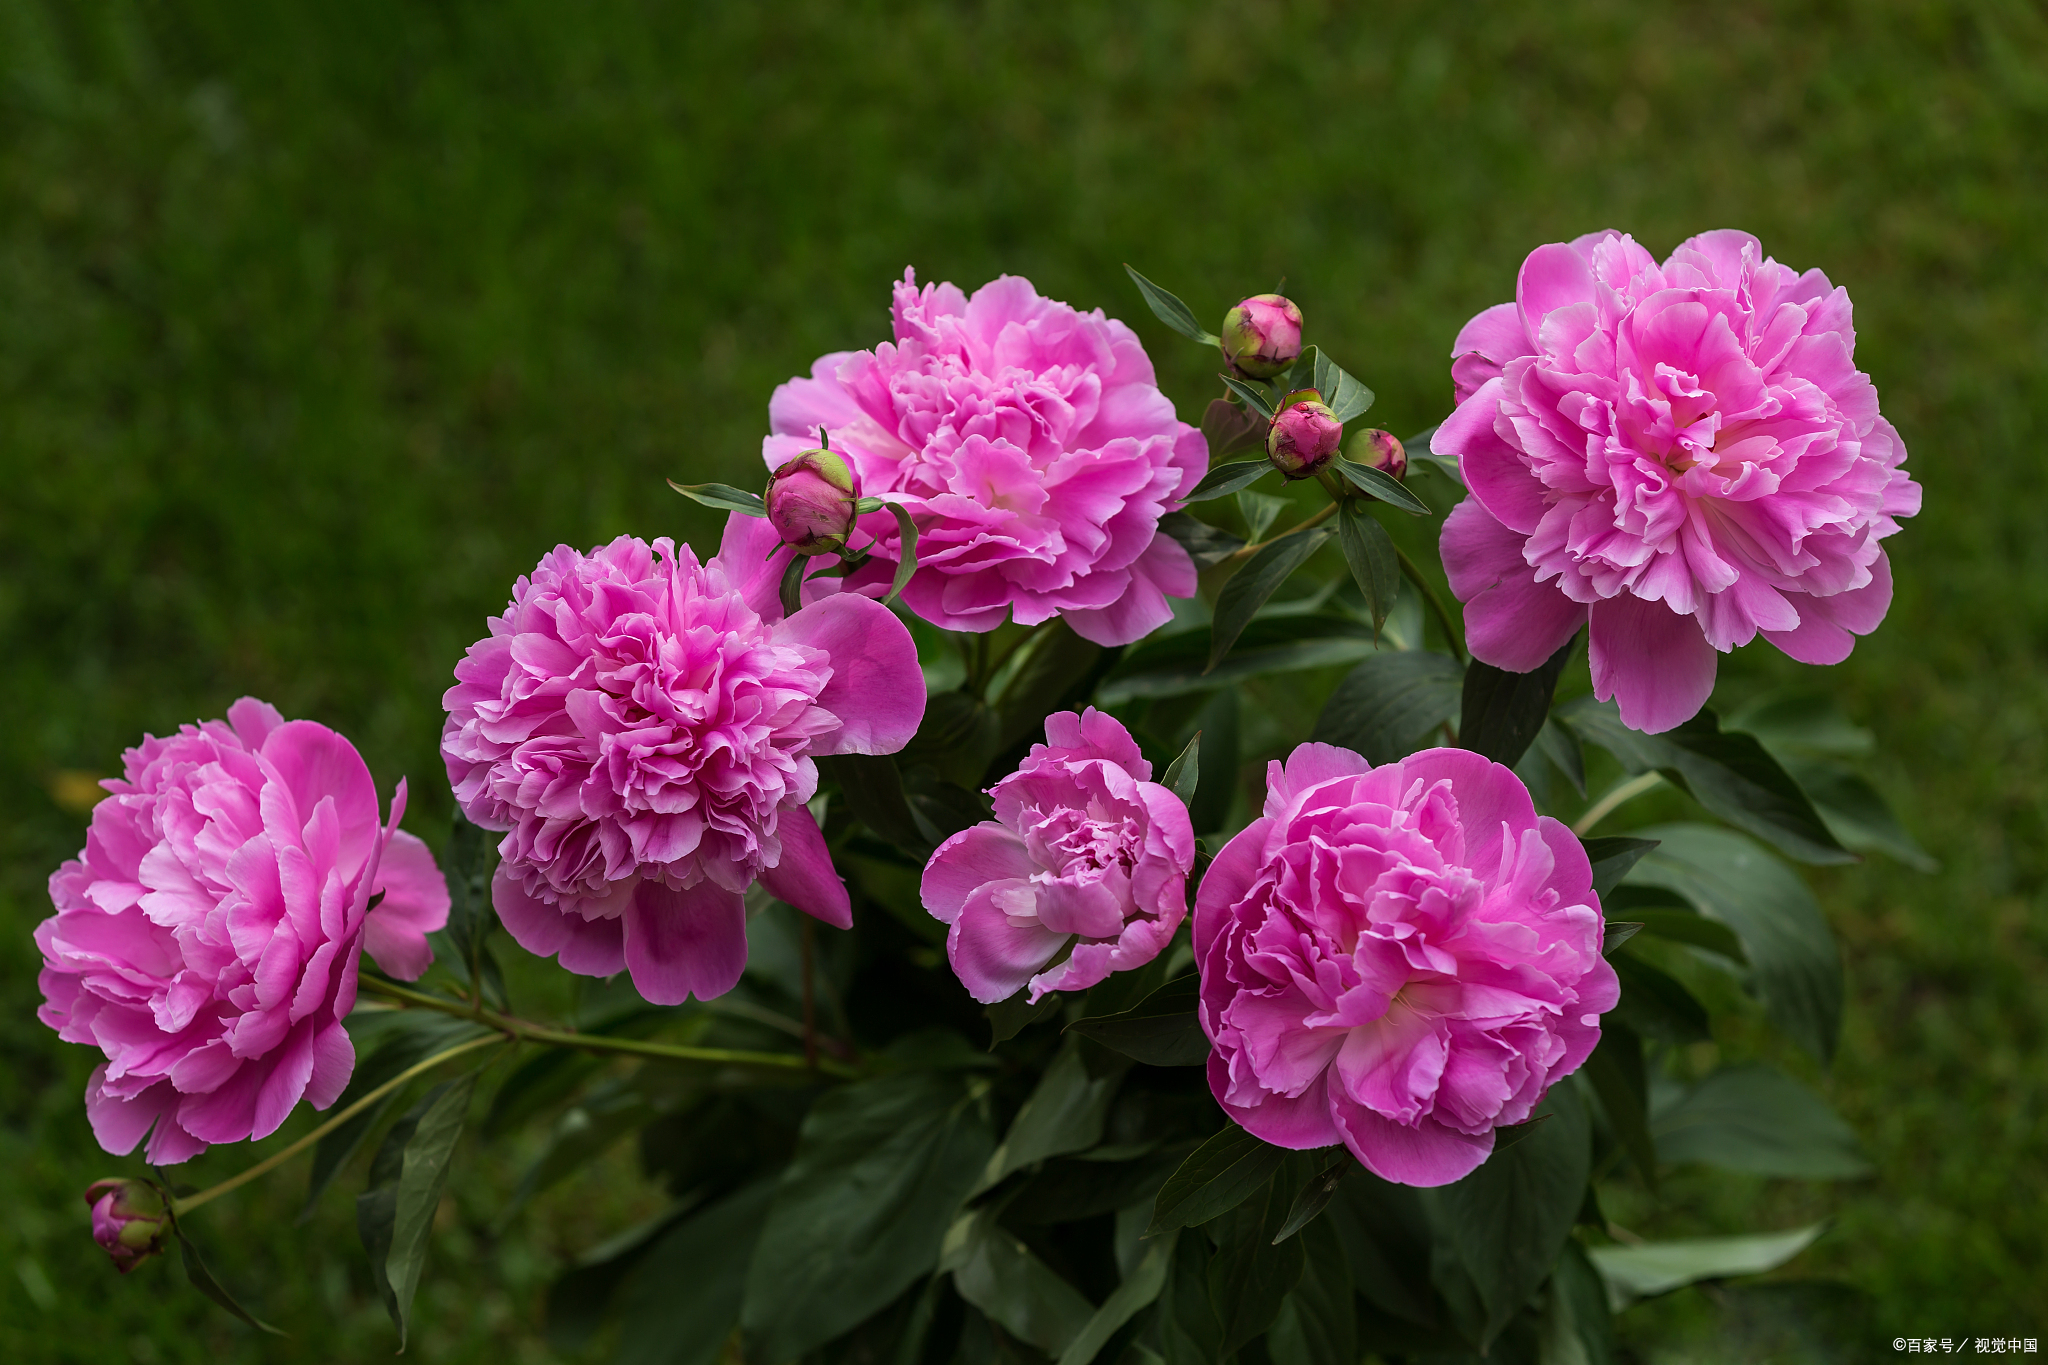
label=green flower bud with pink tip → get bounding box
[1266,390,1342,478]
[765,449,860,556]
[86,1178,169,1274]
[1351,428,1407,480]
[1220,293,1303,379]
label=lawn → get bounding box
[1,1,2042,1360]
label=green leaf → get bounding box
[740,1071,994,1361]
[1200,397,1269,458]
[1606,896,1747,962]
[612,1182,778,1365]
[978,1041,1128,1192]
[883,501,919,604]
[1582,836,1658,901]
[1556,699,1852,866]
[1272,1149,1354,1244]
[543,1205,691,1355]
[1458,637,1577,766]
[1065,975,1207,1067]
[667,480,767,516]
[1156,511,1245,567]
[502,1080,658,1223]
[1311,650,1464,763]
[1188,688,1241,836]
[1780,756,1938,871]
[1156,1229,1225,1365]
[1722,692,1874,759]
[1265,1217,1358,1365]
[1147,1125,1288,1235]
[1651,1063,1871,1179]
[1610,949,1712,1045]
[942,1208,1098,1356]
[821,752,938,858]
[357,1074,478,1348]
[174,1226,284,1335]
[1337,501,1400,635]
[1441,1082,1590,1349]
[1208,529,1334,671]
[1218,373,1278,422]
[1124,265,1217,345]
[1625,823,1843,1063]
[1183,458,1272,503]
[1099,616,1372,704]
[1583,1022,1657,1191]
[1236,488,1287,544]
[992,620,1108,752]
[1332,457,1430,515]
[1326,1173,1441,1331]
[1311,347,1376,425]
[1540,1241,1615,1365]
[986,986,1064,1046]
[1585,1225,1825,1311]
[1055,1236,1171,1365]
[778,553,806,619]
[1161,731,1201,808]
[1206,1162,1309,1354]
[1536,717,1587,797]
[1602,922,1644,955]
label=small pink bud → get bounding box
[765,449,860,556]
[1266,392,1342,478]
[1219,294,1303,379]
[85,1178,169,1275]
[1350,428,1407,480]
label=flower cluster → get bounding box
[35,699,447,1164]
[1437,229,1920,732]
[762,270,1209,646]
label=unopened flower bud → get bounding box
[1350,428,1407,480]
[85,1178,169,1274]
[1266,393,1342,478]
[765,449,859,556]
[1220,294,1303,379]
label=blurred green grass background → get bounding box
[1,1,2042,1360]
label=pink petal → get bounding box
[556,914,627,978]
[946,883,1068,1005]
[1208,1054,1344,1150]
[1441,497,1589,672]
[1330,1104,1495,1187]
[362,830,449,981]
[922,824,1038,925]
[780,595,926,757]
[1588,594,1719,734]
[1517,241,1597,329]
[1762,554,1894,666]
[1435,378,1548,535]
[1061,533,1197,647]
[305,1021,356,1110]
[757,803,853,929]
[84,1066,163,1156]
[490,866,574,958]
[622,880,748,1005]
[259,721,383,881]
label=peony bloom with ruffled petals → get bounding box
[1194,744,1617,1187]
[761,269,1209,646]
[921,709,1195,1004]
[1436,229,1921,733]
[35,698,449,1165]
[442,515,925,1006]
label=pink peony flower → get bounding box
[35,698,448,1165]
[761,270,1208,646]
[921,709,1195,1004]
[1436,230,1921,733]
[1194,743,1617,1187]
[441,516,925,1006]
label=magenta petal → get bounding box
[363,830,449,981]
[1442,497,1589,671]
[1331,1103,1495,1187]
[1209,1055,1343,1150]
[259,721,382,880]
[1516,240,1597,327]
[84,1067,162,1156]
[946,884,1067,1005]
[1763,555,1893,666]
[622,880,748,1005]
[782,595,926,757]
[555,913,627,978]
[305,1021,356,1110]
[921,824,1036,925]
[1589,595,1719,734]
[757,804,853,929]
[490,866,574,959]
[1062,533,1196,647]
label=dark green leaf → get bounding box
[883,501,919,604]
[1536,717,1587,797]
[1337,501,1400,634]
[1610,950,1712,1045]
[613,1182,778,1365]
[1408,425,1464,487]
[1055,1236,1171,1365]
[1272,1150,1354,1244]
[1147,1125,1287,1235]
[667,480,767,516]
[1326,1173,1441,1329]
[1441,1083,1590,1349]
[1265,1217,1358,1365]
[1332,457,1431,515]
[1652,1063,1871,1179]
[1218,373,1278,422]
[987,987,1064,1046]
[175,1227,283,1335]
[1610,898,1747,962]
[1602,922,1645,955]
[778,554,806,619]
[1208,529,1334,670]
[1723,692,1874,759]
[1586,1225,1824,1309]
[1311,649,1464,763]
[978,1042,1128,1192]
[1200,397,1268,459]
[899,690,1003,790]
[358,1074,478,1348]
[1542,1240,1615,1365]
[1625,823,1843,1063]
[1009,1145,1192,1226]
[822,752,938,858]
[1100,625,1371,704]
[543,1205,691,1354]
[942,1208,1098,1356]
[1236,489,1287,544]
[1582,836,1659,902]
[741,1071,995,1361]
[1206,1163,1309,1354]
[1458,637,1576,766]
[1189,689,1241,836]
[1161,731,1201,808]
[1065,975,1206,1067]
[1156,1229,1225,1365]
[1124,265,1216,345]
[1182,458,1272,503]
[1310,347,1376,425]
[1557,699,1853,865]
[1584,1022,1657,1190]
[502,1081,657,1223]
[1781,757,1938,871]
[1156,512,1245,568]
[992,621,1109,751]
[433,810,505,1009]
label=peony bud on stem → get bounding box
[765,449,860,556]
[1349,428,1407,480]
[86,1178,170,1274]
[1219,293,1304,379]
[1266,390,1344,479]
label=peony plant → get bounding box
[41,240,1920,1361]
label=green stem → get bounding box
[1395,545,1466,663]
[1573,771,1665,836]
[356,975,856,1077]
[170,1034,505,1217]
[1222,502,1339,568]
